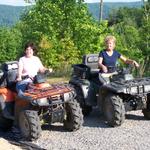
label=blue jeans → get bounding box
[16,79,33,101]
[16,79,32,93]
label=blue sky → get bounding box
[0,0,141,6]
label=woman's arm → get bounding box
[16,62,23,81]
[38,58,53,73]
[120,55,139,67]
[39,67,53,74]
[98,57,108,73]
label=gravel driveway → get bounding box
[1,109,150,150]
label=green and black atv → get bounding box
[70,54,150,127]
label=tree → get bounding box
[0,27,22,63]
[107,4,149,76]
[139,0,150,76]
[20,0,108,69]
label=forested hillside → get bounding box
[0,2,143,26]
[87,1,143,20]
[0,5,26,26]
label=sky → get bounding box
[85,0,141,2]
[0,0,31,6]
[0,0,141,6]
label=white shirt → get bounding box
[19,56,43,78]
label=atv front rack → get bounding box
[24,83,74,100]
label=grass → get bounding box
[47,76,69,84]
[47,65,72,84]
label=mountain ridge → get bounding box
[0,2,143,27]
[87,1,143,20]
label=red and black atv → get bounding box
[0,61,83,141]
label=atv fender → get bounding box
[0,87,16,102]
[70,79,97,106]
[0,95,14,120]
[70,79,90,99]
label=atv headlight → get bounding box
[144,85,150,93]
[64,92,71,102]
[38,98,49,106]
[130,86,138,94]
[32,98,49,106]
[64,91,75,102]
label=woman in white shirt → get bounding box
[16,42,48,95]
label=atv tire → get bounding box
[18,110,41,141]
[142,94,150,119]
[82,105,92,116]
[104,94,125,127]
[64,98,83,131]
[0,96,13,130]
[0,114,13,131]
[142,109,150,119]
[75,86,92,116]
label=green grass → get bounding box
[47,76,69,84]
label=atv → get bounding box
[69,53,150,127]
[0,61,83,141]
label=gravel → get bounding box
[1,109,150,150]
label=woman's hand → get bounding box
[16,76,22,82]
[40,67,53,74]
[101,65,108,73]
[133,60,139,68]
[48,68,53,73]
[44,68,53,75]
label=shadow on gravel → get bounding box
[83,108,148,128]
[0,129,46,150]
[82,107,110,128]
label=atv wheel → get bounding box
[82,105,92,116]
[142,94,150,119]
[142,109,150,119]
[0,96,13,130]
[64,98,83,131]
[104,94,125,127]
[75,86,92,116]
[0,114,13,131]
[18,110,41,141]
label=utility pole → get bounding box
[99,0,103,24]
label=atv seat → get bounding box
[1,61,18,90]
[82,54,120,84]
[82,54,99,78]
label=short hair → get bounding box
[24,42,37,52]
[104,35,116,44]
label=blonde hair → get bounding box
[104,35,116,44]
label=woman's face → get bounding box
[25,46,34,58]
[106,39,115,51]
